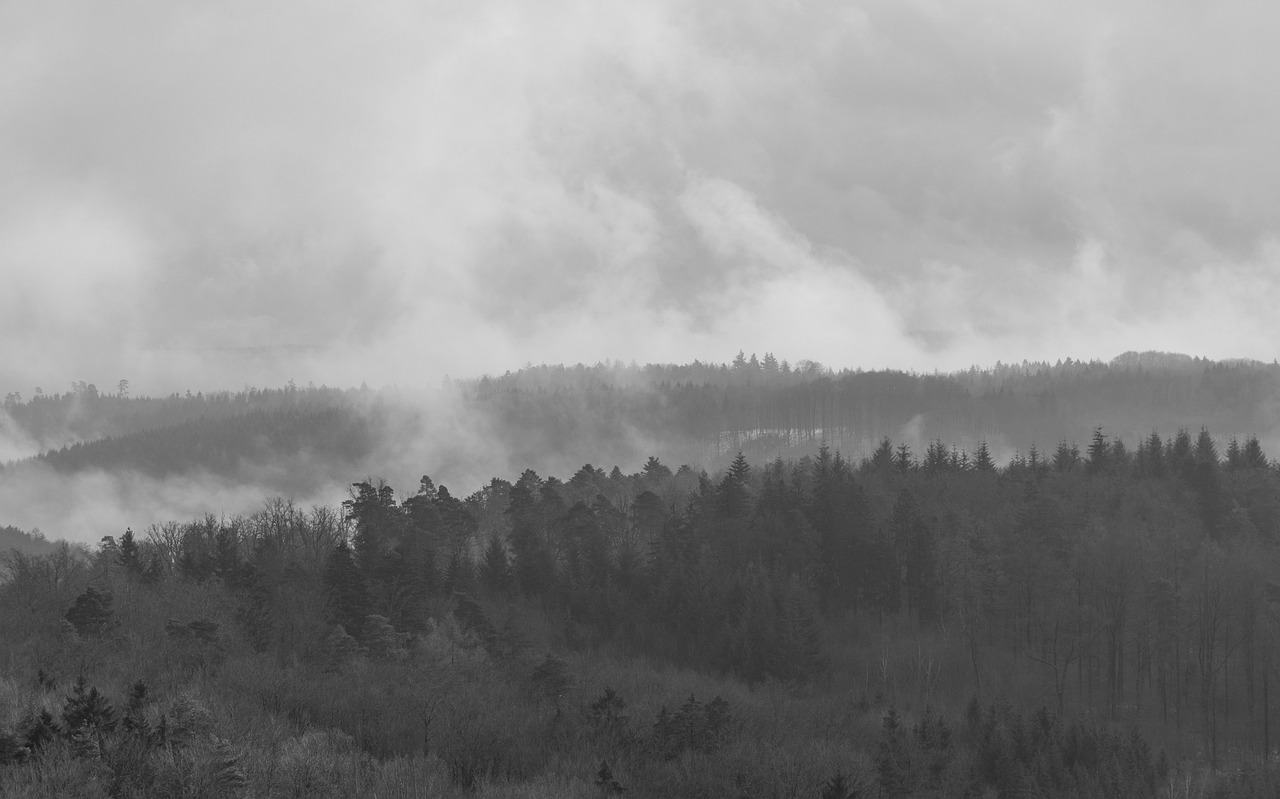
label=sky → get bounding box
[3,0,1279,396]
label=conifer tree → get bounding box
[65,587,114,637]
[62,675,116,737]
[1086,426,1110,474]
[893,443,915,472]
[642,456,673,480]
[1243,435,1268,468]
[972,442,996,472]
[323,540,368,637]
[870,438,894,470]
[719,452,753,518]
[1053,439,1080,472]
[478,537,511,596]
[118,528,142,575]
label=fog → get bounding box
[2,0,1280,399]
[5,0,1280,539]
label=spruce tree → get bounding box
[118,528,142,575]
[719,452,753,519]
[1086,426,1110,474]
[972,442,996,472]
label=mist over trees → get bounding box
[5,353,1280,794]
[5,414,1280,793]
[5,350,1280,488]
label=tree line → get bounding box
[21,425,1251,765]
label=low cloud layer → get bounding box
[3,0,1279,397]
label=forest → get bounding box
[4,414,1280,796]
[5,350,1280,497]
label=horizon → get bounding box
[3,347,1269,401]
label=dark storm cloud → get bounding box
[3,0,1279,398]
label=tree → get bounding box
[1242,436,1268,469]
[1053,440,1080,472]
[62,675,116,738]
[719,452,753,519]
[870,438,894,470]
[323,540,368,637]
[891,490,940,621]
[642,456,672,480]
[507,470,554,596]
[894,444,915,473]
[344,480,402,579]
[117,528,142,576]
[972,442,996,472]
[65,587,114,637]
[478,537,511,596]
[1086,426,1110,475]
[1192,428,1226,536]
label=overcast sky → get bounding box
[2,0,1278,395]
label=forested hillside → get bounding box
[0,526,58,557]
[3,422,1280,796]
[1,383,362,456]
[6,351,1280,485]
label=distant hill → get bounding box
[1,383,364,456]
[3,352,1280,495]
[0,525,58,556]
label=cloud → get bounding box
[2,0,1280,400]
